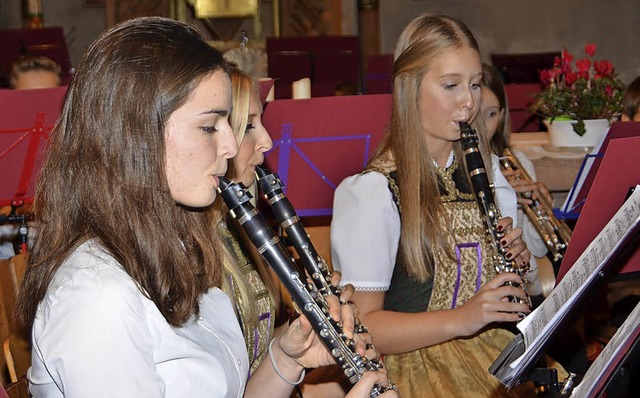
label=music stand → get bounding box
[490,187,640,392]
[261,94,391,217]
[561,121,640,217]
[557,136,640,281]
[258,79,275,104]
[569,300,640,397]
[490,137,640,393]
[0,87,66,252]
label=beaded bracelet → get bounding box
[268,338,306,386]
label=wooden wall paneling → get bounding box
[105,0,170,28]
[280,0,341,37]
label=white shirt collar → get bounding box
[432,149,455,169]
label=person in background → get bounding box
[330,12,556,397]
[215,66,281,377]
[0,55,62,257]
[219,66,387,397]
[482,64,639,395]
[480,63,550,300]
[9,55,61,89]
[621,76,640,121]
[16,16,392,397]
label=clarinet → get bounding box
[217,178,396,397]
[255,165,374,337]
[459,122,531,308]
[255,165,340,298]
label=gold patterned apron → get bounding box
[374,158,541,397]
[220,225,276,376]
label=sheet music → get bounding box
[570,301,640,397]
[502,185,640,374]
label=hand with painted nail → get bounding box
[453,272,531,335]
[346,370,398,398]
[496,217,531,270]
[323,271,374,357]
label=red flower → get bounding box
[532,42,624,126]
[576,58,591,73]
[594,60,614,77]
[565,72,578,86]
[585,43,596,56]
[539,69,554,84]
[562,49,574,64]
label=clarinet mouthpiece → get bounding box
[217,176,232,193]
[459,121,473,133]
[255,165,269,179]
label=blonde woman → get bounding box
[216,67,396,396]
[331,13,543,397]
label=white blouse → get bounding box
[331,154,520,291]
[29,240,249,398]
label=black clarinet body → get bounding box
[459,122,531,308]
[256,166,374,337]
[217,177,395,397]
[255,166,339,298]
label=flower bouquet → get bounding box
[531,44,625,136]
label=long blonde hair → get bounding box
[370,13,492,282]
[216,68,281,324]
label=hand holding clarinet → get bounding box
[218,176,397,397]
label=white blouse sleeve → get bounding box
[330,172,400,291]
[512,149,538,181]
[492,154,519,227]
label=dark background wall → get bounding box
[0,0,106,71]
[380,0,640,83]
[1,0,639,84]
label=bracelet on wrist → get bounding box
[268,338,306,386]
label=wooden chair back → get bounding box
[0,253,30,385]
[3,334,30,384]
[2,376,29,398]
[0,253,28,333]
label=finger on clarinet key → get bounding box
[339,283,355,304]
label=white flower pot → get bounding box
[544,118,611,148]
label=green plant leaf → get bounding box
[572,119,586,136]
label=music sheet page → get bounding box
[569,301,640,397]
[509,185,640,370]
